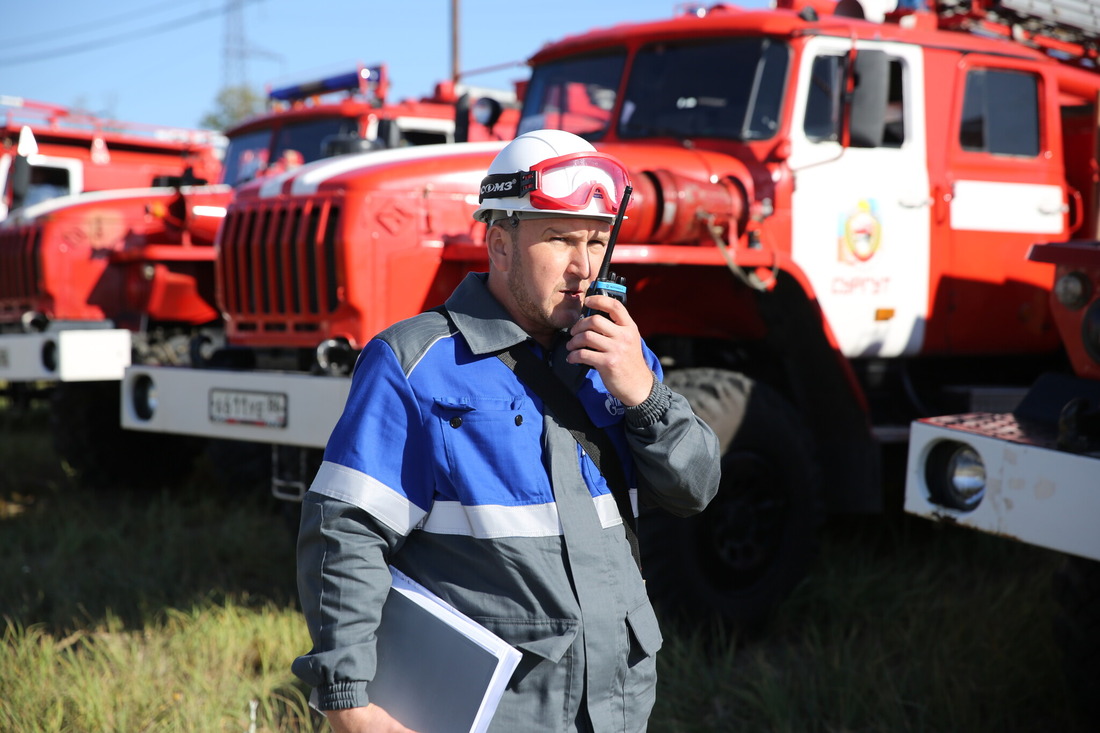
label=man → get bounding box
[293,129,721,732]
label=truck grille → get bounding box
[218,198,342,329]
[0,224,42,315]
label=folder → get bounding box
[369,566,523,733]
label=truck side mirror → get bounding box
[10,155,31,209]
[847,49,889,148]
[454,93,471,144]
[473,97,503,132]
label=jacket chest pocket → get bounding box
[433,396,551,504]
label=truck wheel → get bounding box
[641,368,824,632]
[1053,555,1100,718]
[50,381,206,490]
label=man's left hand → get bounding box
[566,294,654,406]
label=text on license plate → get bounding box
[209,388,288,428]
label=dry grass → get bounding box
[0,402,1090,732]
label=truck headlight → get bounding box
[40,339,58,373]
[1054,271,1092,310]
[131,374,157,421]
[925,440,986,512]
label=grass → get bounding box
[652,515,1080,732]
[0,402,1090,732]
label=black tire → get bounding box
[1053,555,1100,720]
[640,368,824,632]
[50,381,206,490]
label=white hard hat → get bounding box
[473,129,631,224]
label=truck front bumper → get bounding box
[0,329,131,382]
[121,365,350,448]
[905,413,1100,562]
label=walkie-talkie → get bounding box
[581,185,633,320]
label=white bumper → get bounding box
[121,365,350,448]
[905,415,1100,562]
[0,329,131,381]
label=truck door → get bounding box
[936,56,1067,354]
[788,38,930,358]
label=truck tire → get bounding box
[1053,555,1100,718]
[50,381,206,490]
[641,368,824,632]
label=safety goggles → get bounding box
[478,152,632,213]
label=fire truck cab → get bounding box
[121,0,1100,625]
[1,96,224,221]
[221,64,517,188]
[0,67,517,487]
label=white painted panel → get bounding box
[57,329,131,380]
[0,329,130,381]
[950,180,1065,234]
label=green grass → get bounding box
[0,403,1090,732]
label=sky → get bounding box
[2,0,769,133]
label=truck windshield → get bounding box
[620,37,788,141]
[519,52,627,140]
[222,117,360,186]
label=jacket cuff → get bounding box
[625,374,672,429]
[316,681,369,710]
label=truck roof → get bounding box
[528,2,1095,69]
[0,95,226,154]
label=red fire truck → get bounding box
[0,65,517,487]
[121,0,1100,627]
[904,239,1100,712]
[1,96,224,221]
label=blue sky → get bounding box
[2,0,768,132]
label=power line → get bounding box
[0,0,265,67]
[0,0,203,49]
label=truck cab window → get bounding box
[275,117,360,165]
[24,166,72,207]
[223,129,273,185]
[400,130,449,146]
[804,55,845,142]
[882,59,906,147]
[959,68,1040,156]
[804,54,906,147]
[519,52,626,139]
[620,38,789,141]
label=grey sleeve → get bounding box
[291,492,404,710]
[625,378,721,517]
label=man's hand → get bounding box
[566,294,654,406]
[325,703,418,733]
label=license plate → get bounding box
[209,388,288,428]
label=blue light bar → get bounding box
[268,66,383,103]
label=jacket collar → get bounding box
[444,272,532,355]
[444,272,588,390]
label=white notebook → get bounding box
[369,566,522,733]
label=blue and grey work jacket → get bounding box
[293,272,721,732]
